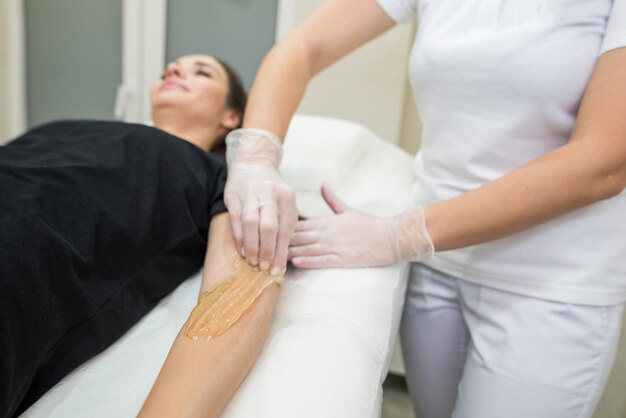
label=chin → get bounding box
[152,99,190,115]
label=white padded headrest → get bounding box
[280,114,415,218]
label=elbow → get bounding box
[589,166,626,202]
[571,138,626,202]
[606,169,626,198]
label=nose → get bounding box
[164,62,185,79]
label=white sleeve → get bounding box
[376,0,417,23]
[600,0,626,54]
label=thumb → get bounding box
[321,183,348,214]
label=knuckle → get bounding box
[242,212,257,225]
[246,246,259,257]
[277,184,295,198]
[260,219,278,234]
[274,251,287,264]
[260,247,274,259]
[285,188,296,203]
[281,184,293,194]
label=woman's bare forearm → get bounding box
[138,213,280,417]
[138,285,279,417]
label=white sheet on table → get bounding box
[22,262,408,418]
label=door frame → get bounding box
[116,0,167,123]
[1,0,27,143]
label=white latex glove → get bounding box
[289,184,434,269]
[225,128,297,276]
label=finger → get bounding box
[294,219,321,232]
[225,196,244,256]
[292,254,342,269]
[241,201,260,266]
[288,243,324,259]
[289,230,320,247]
[270,211,296,276]
[258,203,278,272]
[270,194,297,276]
[321,183,348,214]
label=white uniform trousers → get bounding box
[400,263,624,418]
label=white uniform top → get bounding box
[377,0,626,305]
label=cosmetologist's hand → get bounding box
[225,128,297,276]
[289,184,434,269]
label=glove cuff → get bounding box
[226,128,283,168]
[391,208,435,262]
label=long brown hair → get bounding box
[212,58,247,154]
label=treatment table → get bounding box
[22,115,416,418]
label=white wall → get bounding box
[398,85,422,154]
[276,0,417,145]
[117,0,167,123]
[398,22,422,154]
[0,0,27,144]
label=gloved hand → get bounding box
[289,184,434,269]
[225,128,297,276]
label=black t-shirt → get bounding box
[0,120,227,282]
[0,120,227,416]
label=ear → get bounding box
[219,108,240,131]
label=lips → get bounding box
[161,79,189,91]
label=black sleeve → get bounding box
[205,153,228,220]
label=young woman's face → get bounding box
[150,54,231,123]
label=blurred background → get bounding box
[0,0,421,153]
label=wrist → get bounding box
[390,208,435,262]
[226,128,283,168]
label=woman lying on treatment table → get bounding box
[0,54,281,418]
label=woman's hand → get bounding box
[225,128,298,276]
[288,184,434,269]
